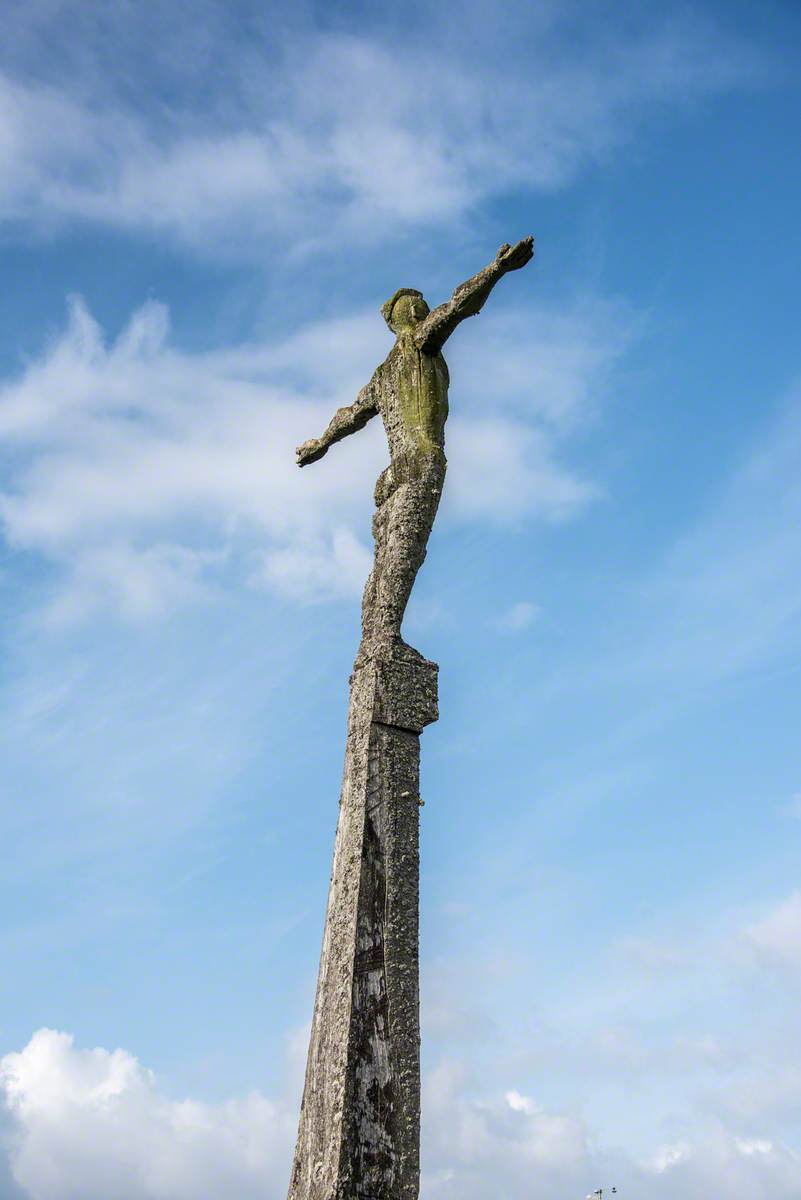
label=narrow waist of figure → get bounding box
[402,443,447,464]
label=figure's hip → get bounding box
[374,447,446,508]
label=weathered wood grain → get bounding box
[287,647,437,1200]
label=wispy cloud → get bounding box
[743,892,801,972]
[538,382,801,713]
[0,293,623,620]
[783,793,801,820]
[636,394,801,686]
[0,10,763,253]
[496,600,541,632]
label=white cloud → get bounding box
[0,297,381,617]
[737,1138,774,1156]
[445,418,596,523]
[640,1132,800,1196]
[449,298,634,430]
[2,1029,801,1200]
[423,1059,591,1190]
[0,1030,294,1200]
[260,527,372,604]
[0,294,620,620]
[420,1057,801,1200]
[620,889,801,994]
[43,543,223,625]
[743,893,801,971]
[783,793,801,819]
[0,14,761,251]
[497,600,541,631]
[649,1141,690,1172]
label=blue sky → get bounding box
[0,1,800,1197]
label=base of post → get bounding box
[287,644,438,1200]
[352,643,438,734]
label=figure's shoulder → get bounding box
[363,357,388,410]
[374,345,401,382]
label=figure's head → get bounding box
[381,288,430,333]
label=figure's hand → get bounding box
[296,438,328,467]
[496,235,534,272]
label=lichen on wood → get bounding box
[288,238,533,1199]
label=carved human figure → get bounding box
[297,236,534,659]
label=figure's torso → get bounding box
[376,335,449,463]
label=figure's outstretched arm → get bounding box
[415,236,534,355]
[296,380,379,467]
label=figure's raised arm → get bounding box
[415,236,534,355]
[296,379,379,467]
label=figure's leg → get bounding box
[359,466,396,647]
[359,502,386,645]
[372,461,444,646]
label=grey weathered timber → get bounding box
[289,237,534,1200]
[287,647,437,1200]
[296,235,534,662]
